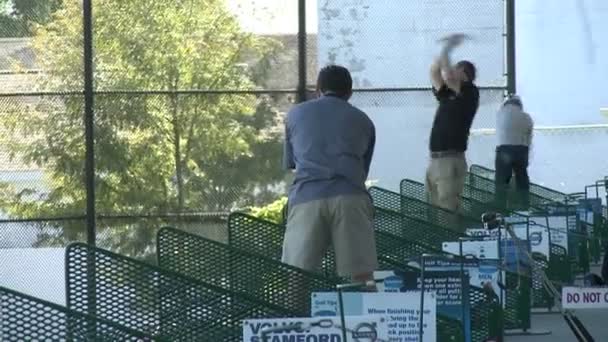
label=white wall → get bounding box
[517,0,608,126]
[0,248,65,305]
[318,0,505,191]
[318,0,608,193]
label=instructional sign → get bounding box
[374,270,471,342]
[243,315,389,342]
[562,287,608,309]
[544,216,569,252]
[466,225,549,260]
[311,292,436,342]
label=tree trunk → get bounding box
[171,93,184,213]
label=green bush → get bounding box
[249,197,287,224]
[249,179,378,224]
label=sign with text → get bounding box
[544,216,569,252]
[562,287,608,309]
[466,225,549,260]
[375,270,471,342]
[311,292,436,342]
[442,240,531,274]
[243,315,389,342]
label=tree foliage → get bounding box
[0,0,285,255]
[0,0,61,37]
[249,196,287,225]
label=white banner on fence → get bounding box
[544,216,569,252]
[466,225,550,260]
[562,287,608,309]
[242,315,388,342]
[311,292,436,342]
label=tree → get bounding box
[0,0,285,257]
[0,0,61,37]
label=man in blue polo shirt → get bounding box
[282,65,377,285]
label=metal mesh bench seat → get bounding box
[370,186,481,232]
[0,285,157,341]
[469,164,572,204]
[374,203,464,249]
[399,179,539,218]
[227,212,500,342]
[227,212,446,278]
[397,181,572,273]
[65,243,293,341]
[157,227,341,316]
[369,188,530,329]
[461,175,588,276]
[227,212,337,277]
[398,178,493,216]
[464,173,554,210]
[396,181,568,310]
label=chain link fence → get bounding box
[0,0,513,303]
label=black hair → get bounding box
[317,65,353,98]
[504,97,523,108]
[456,60,476,82]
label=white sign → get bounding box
[545,216,569,253]
[242,316,388,342]
[311,292,437,342]
[466,225,550,260]
[562,287,608,309]
[442,240,498,259]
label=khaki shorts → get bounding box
[425,154,467,212]
[281,194,378,277]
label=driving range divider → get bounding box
[397,179,573,292]
[225,212,501,342]
[0,285,160,341]
[369,187,532,332]
[64,242,294,341]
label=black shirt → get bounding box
[429,82,480,152]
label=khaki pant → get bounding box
[281,194,377,277]
[425,154,467,212]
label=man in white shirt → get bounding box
[495,95,533,208]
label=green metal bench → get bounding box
[395,181,568,310]
[65,242,293,341]
[399,180,573,279]
[227,212,501,342]
[464,173,591,274]
[374,205,462,251]
[157,227,340,316]
[370,186,530,331]
[370,186,481,232]
[0,285,157,341]
[469,164,574,204]
[465,172,557,210]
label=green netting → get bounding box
[157,227,340,316]
[369,186,529,330]
[65,242,292,341]
[0,286,157,341]
[469,164,569,203]
[227,212,502,342]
